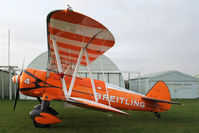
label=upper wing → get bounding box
[46,9,115,74]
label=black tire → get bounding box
[33,119,50,128]
[154,112,161,119]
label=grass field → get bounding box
[0,99,199,133]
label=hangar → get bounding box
[20,52,125,99]
[129,70,199,99]
[193,74,199,78]
[0,69,15,99]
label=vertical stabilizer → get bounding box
[146,81,171,101]
[144,81,172,111]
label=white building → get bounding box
[129,70,199,99]
[0,69,15,99]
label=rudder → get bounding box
[145,81,172,111]
[146,81,171,101]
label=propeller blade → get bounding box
[13,58,25,111]
[13,84,20,111]
[19,57,25,75]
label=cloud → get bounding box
[0,0,199,75]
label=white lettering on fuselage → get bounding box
[96,93,145,108]
[110,96,115,103]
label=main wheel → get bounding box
[30,109,50,128]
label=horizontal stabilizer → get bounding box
[142,97,181,105]
[65,97,129,116]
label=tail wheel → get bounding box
[154,112,161,119]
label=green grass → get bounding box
[0,99,199,133]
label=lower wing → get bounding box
[65,97,129,116]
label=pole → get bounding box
[8,29,10,67]
[8,29,12,100]
[1,71,4,99]
[138,72,140,93]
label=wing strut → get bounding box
[67,48,84,98]
[67,31,102,101]
[99,57,111,106]
[84,49,98,102]
[64,64,72,75]
[52,37,68,98]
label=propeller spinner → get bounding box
[12,75,20,84]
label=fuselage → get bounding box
[18,68,162,112]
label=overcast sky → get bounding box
[0,0,199,76]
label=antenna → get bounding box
[67,4,73,12]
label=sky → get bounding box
[0,0,199,76]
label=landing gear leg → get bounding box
[154,112,161,119]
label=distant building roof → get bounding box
[131,70,198,82]
[193,74,199,80]
[27,52,48,71]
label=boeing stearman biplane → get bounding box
[12,7,180,128]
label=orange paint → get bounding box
[35,113,62,124]
[51,10,108,29]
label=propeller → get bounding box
[13,59,25,111]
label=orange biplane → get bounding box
[12,7,179,128]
